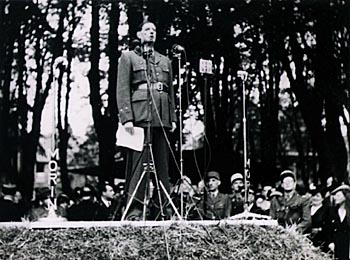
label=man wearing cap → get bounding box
[0,184,22,221]
[269,170,311,233]
[196,171,231,220]
[230,173,245,216]
[117,21,176,220]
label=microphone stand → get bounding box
[238,70,249,206]
[173,51,184,219]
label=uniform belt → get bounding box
[137,82,168,92]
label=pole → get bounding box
[174,53,184,219]
[238,70,249,205]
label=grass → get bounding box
[0,223,331,260]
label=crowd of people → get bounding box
[0,169,349,259]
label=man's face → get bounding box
[231,179,243,192]
[207,178,220,192]
[103,185,115,200]
[138,22,156,44]
[281,177,296,192]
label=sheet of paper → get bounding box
[116,123,144,152]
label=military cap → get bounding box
[230,173,243,183]
[206,171,220,181]
[280,170,296,181]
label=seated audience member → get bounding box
[308,186,328,250]
[197,171,231,220]
[67,185,98,221]
[324,184,350,260]
[95,182,116,221]
[230,173,245,216]
[269,170,311,233]
[0,183,22,221]
[28,187,51,221]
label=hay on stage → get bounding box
[0,220,331,260]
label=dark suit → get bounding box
[324,206,350,260]
[67,200,98,221]
[309,204,328,250]
[117,48,176,219]
[0,198,22,221]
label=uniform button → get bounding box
[156,72,160,76]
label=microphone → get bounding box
[172,44,185,53]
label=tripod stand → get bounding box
[120,49,181,221]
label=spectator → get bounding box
[95,182,116,221]
[197,171,231,220]
[0,183,22,222]
[56,193,70,219]
[324,184,350,260]
[230,173,245,216]
[28,187,51,221]
[243,188,261,214]
[269,170,311,233]
[308,186,328,250]
[67,185,98,221]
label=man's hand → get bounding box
[124,121,134,135]
[170,122,177,133]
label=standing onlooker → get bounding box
[28,187,51,221]
[67,185,98,221]
[308,186,328,250]
[197,171,231,220]
[269,170,311,233]
[0,184,22,221]
[324,184,350,260]
[56,193,70,219]
[230,173,245,216]
[95,182,116,221]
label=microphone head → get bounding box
[172,44,184,53]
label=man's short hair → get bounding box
[137,20,156,32]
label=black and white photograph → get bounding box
[0,0,349,259]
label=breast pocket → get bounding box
[159,64,170,82]
[132,63,147,83]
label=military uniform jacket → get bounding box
[117,49,176,128]
[197,192,232,220]
[270,191,311,233]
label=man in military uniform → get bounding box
[117,21,176,220]
[269,170,311,233]
[197,171,231,220]
[230,173,245,216]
